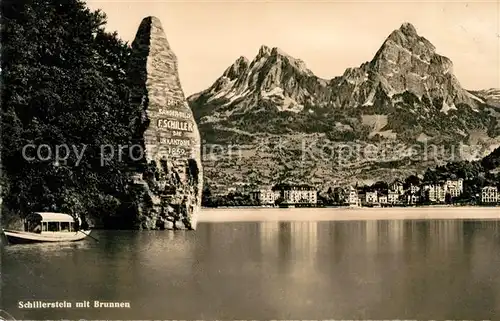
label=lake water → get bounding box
[3,210,500,320]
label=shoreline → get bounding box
[204,204,499,209]
[198,206,500,222]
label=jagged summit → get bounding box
[191,22,478,114]
[382,22,435,52]
[222,56,249,79]
[399,22,418,36]
[191,44,318,113]
[364,22,468,105]
[237,55,249,63]
[256,45,296,59]
[258,45,272,57]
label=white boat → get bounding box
[2,212,91,244]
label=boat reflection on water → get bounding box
[2,239,93,255]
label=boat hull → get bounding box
[2,229,92,244]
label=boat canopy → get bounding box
[27,212,75,223]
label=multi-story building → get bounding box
[446,178,464,192]
[365,191,378,204]
[409,184,420,194]
[378,194,388,204]
[447,187,460,198]
[388,191,400,204]
[445,178,464,198]
[272,184,317,204]
[250,189,281,205]
[347,186,359,206]
[391,180,404,195]
[481,186,498,204]
[422,184,446,203]
[405,193,420,205]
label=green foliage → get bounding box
[201,185,259,207]
[482,146,500,171]
[371,181,389,192]
[404,175,420,187]
[420,154,499,200]
[1,0,141,226]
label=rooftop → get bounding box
[29,212,75,222]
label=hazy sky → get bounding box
[87,0,500,95]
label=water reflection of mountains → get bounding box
[3,220,500,320]
[195,220,500,319]
[197,220,500,271]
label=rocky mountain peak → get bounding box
[222,56,250,79]
[381,23,435,56]
[191,22,484,116]
[192,44,319,112]
[255,45,300,62]
[257,45,272,58]
[270,46,289,57]
[399,22,418,36]
[361,22,473,105]
[259,46,314,77]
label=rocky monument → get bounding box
[127,16,202,230]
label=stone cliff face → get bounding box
[128,16,202,230]
[188,22,500,190]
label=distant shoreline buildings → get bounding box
[207,177,499,208]
[250,183,317,206]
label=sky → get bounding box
[86,0,500,96]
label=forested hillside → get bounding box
[1,0,143,228]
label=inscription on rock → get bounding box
[147,102,197,159]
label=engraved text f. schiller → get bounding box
[157,119,194,132]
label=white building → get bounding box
[481,186,498,204]
[347,186,359,205]
[272,184,317,204]
[406,193,420,205]
[446,178,464,192]
[365,191,378,204]
[388,191,400,204]
[391,180,404,195]
[378,194,388,204]
[446,178,464,198]
[409,184,420,194]
[422,184,446,203]
[251,189,281,205]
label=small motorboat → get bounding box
[2,212,91,244]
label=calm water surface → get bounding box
[3,217,500,320]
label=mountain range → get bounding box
[187,23,500,191]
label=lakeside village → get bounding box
[202,178,500,208]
